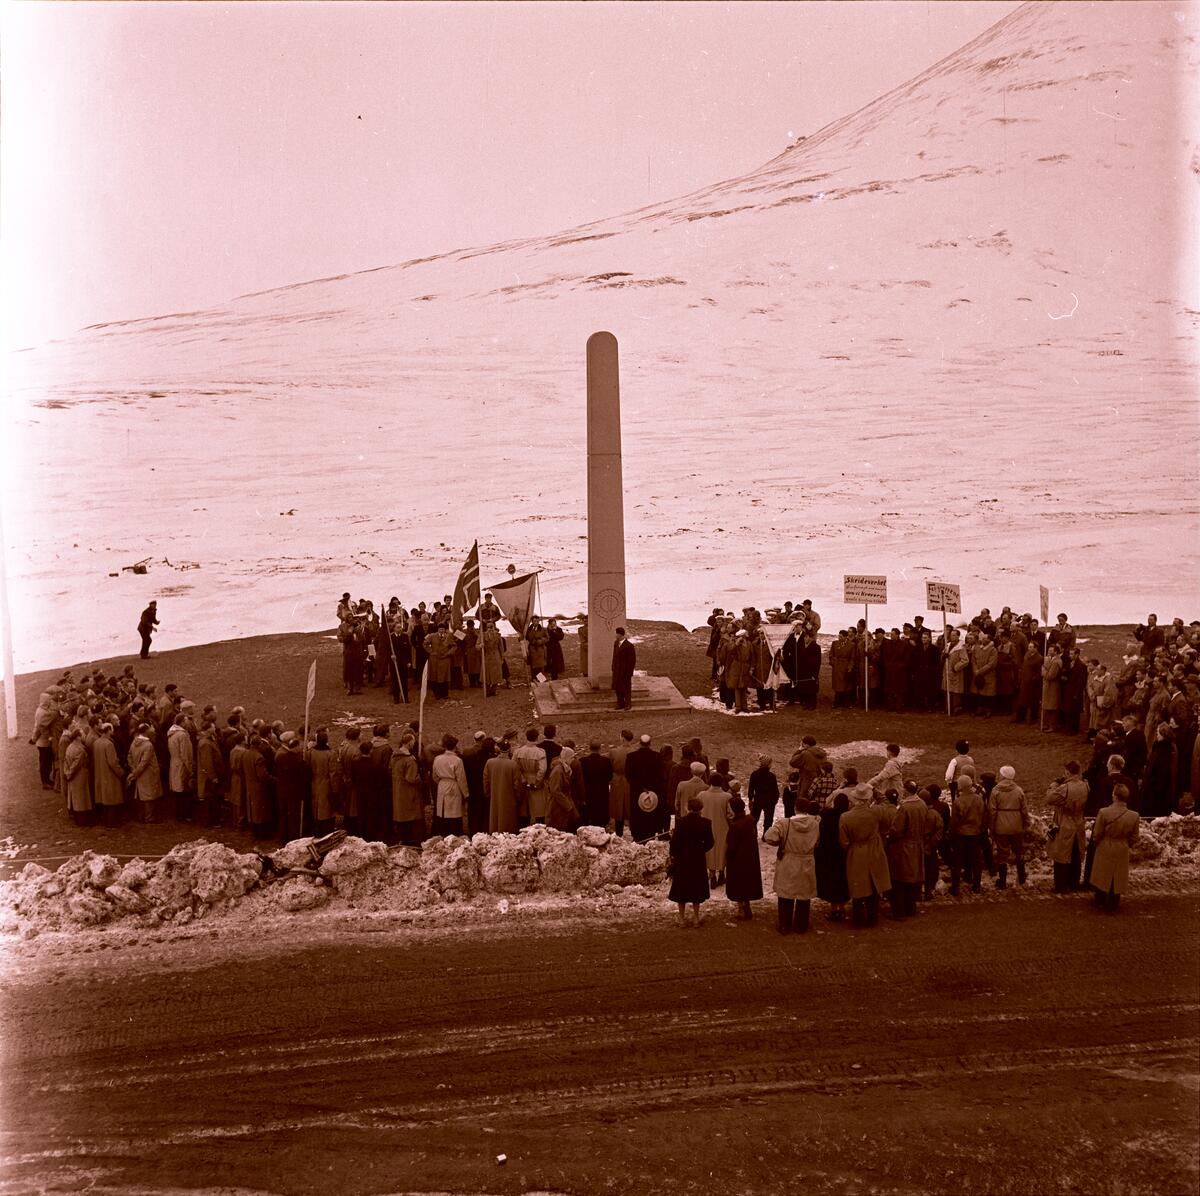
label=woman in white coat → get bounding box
[764,800,821,934]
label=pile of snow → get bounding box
[1129,813,1200,869]
[0,826,669,936]
[0,840,263,934]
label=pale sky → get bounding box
[1,0,1020,351]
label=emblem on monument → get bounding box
[594,587,623,620]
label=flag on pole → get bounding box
[485,571,538,636]
[1039,585,1050,626]
[417,660,430,758]
[306,660,317,707]
[451,541,481,629]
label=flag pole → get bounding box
[0,498,17,738]
[384,598,406,703]
[418,660,429,760]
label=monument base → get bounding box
[532,674,691,720]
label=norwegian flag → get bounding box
[451,541,481,629]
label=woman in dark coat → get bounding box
[1059,649,1088,734]
[723,796,764,920]
[668,796,715,927]
[546,620,566,679]
[815,791,851,918]
[1142,725,1178,818]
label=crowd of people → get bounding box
[333,592,574,701]
[666,733,1160,929]
[706,604,1200,806]
[27,642,1188,931]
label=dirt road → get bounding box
[2,889,1198,1195]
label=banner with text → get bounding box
[844,574,888,605]
[925,582,961,614]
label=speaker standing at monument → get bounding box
[612,627,636,710]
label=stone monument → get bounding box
[533,332,689,719]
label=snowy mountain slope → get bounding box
[4,0,1198,670]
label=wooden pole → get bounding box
[943,609,951,717]
[418,660,429,760]
[863,603,870,713]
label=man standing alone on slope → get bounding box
[138,601,159,659]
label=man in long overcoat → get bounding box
[611,627,636,710]
[424,626,456,700]
[838,781,890,927]
[93,723,125,826]
[886,783,928,918]
[626,733,666,841]
[484,743,520,833]
[274,733,310,843]
[578,742,614,828]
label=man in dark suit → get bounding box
[626,733,665,841]
[138,601,159,659]
[612,627,636,710]
[578,742,614,827]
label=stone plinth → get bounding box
[533,674,690,720]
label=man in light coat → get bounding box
[513,728,548,825]
[128,723,162,822]
[167,714,195,823]
[431,734,469,836]
[868,743,904,803]
[92,723,125,826]
[837,777,890,928]
[989,764,1029,888]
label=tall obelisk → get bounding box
[585,331,627,687]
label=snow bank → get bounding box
[0,826,669,937]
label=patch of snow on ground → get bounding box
[826,741,924,768]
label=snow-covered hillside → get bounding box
[5,0,1198,670]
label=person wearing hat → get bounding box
[725,629,754,713]
[576,613,589,677]
[765,798,820,932]
[1090,783,1140,912]
[886,781,929,919]
[273,732,310,843]
[461,731,495,835]
[546,747,579,830]
[699,774,734,888]
[479,738,515,834]
[578,741,614,828]
[797,599,821,637]
[127,722,162,822]
[837,772,891,927]
[627,733,666,841]
[611,627,636,710]
[674,760,708,822]
[513,728,548,826]
[990,765,1029,888]
[137,600,159,659]
[747,755,779,840]
[92,721,126,827]
[30,691,63,790]
[166,712,194,823]
[669,794,715,927]
[724,795,764,921]
[431,733,469,836]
